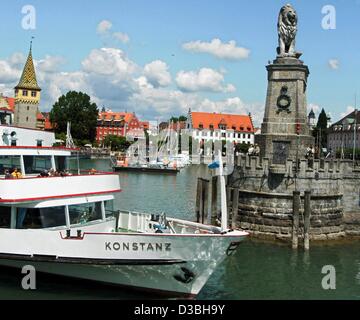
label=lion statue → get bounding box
[277,4,299,57]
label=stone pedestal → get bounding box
[256,57,314,164]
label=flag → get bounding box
[208,161,220,169]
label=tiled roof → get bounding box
[6,97,15,111]
[15,49,41,91]
[190,112,255,132]
[98,112,135,123]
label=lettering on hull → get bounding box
[105,242,172,252]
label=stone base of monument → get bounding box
[227,156,360,242]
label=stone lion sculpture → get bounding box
[277,4,299,57]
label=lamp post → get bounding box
[353,109,358,167]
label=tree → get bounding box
[103,135,131,152]
[50,91,99,145]
[312,108,328,151]
[170,115,187,123]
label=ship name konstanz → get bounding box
[105,242,172,252]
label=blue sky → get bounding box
[0,0,359,124]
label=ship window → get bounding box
[11,140,17,146]
[16,207,66,229]
[55,156,68,172]
[36,140,43,147]
[68,202,103,225]
[23,156,52,175]
[0,156,21,174]
[0,206,11,229]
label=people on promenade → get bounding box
[11,168,22,179]
[4,169,12,179]
[254,144,261,156]
[248,145,255,156]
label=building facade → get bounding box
[96,111,149,143]
[328,110,360,154]
[14,45,41,130]
[186,111,255,145]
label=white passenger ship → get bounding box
[0,122,248,297]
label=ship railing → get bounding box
[0,169,116,180]
[112,210,219,235]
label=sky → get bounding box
[0,0,360,125]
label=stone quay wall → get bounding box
[227,156,360,241]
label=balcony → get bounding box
[0,171,121,204]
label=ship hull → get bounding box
[0,227,247,297]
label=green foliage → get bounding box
[312,108,328,149]
[235,143,250,154]
[50,91,99,143]
[336,148,360,159]
[170,115,187,123]
[317,109,328,129]
[103,135,131,152]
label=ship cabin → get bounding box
[0,125,121,233]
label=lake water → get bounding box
[0,159,359,300]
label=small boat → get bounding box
[0,125,248,297]
[113,155,180,174]
[113,164,180,174]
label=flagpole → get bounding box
[218,150,228,232]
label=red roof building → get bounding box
[96,111,148,143]
[186,111,255,145]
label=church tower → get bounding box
[14,42,41,129]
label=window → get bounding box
[31,91,37,97]
[209,124,214,130]
[15,90,18,97]
[26,117,29,122]
[23,156,52,175]
[68,202,103,225]
[22,90,28,96]
[16,207,66,229]
[0,156,20,174]
[55,156,68,172]
[11,140,17,147]
[37,140,43,147]
[27,106,30,111]
[199,124,204,130]
[0,207,11,229]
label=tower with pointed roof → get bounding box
[14,42,41,129]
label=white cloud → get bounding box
[341,106,355,119]
[328,59,340,70]
[97,20,130,44]
[183,38,250,61]
[143,60,172,88]
[0,47,260,122]
[308,103,321,116]
[37,55,66,73]
[113,32,130,44]
[82,48,138,77]
[176,68,236,93]
[97,20,112,35]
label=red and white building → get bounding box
[96,111,149,143]
[186,111,255,145]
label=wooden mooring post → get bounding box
[211,176,218,225]
[196,178,210,224]
[304,191,311,251]
[231,188,239,229]
[292,191,301,250]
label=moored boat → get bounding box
[0,124,248,297]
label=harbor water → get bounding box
[0,159,359,300]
